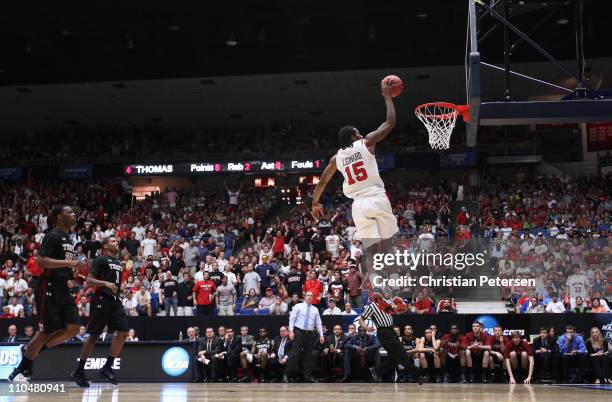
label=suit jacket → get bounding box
[3,336,17,343]
[222,337,242,359]
[99,332,113,342]
[532,336,558,354]
[198,336,224,358]
[325,334,347,354]
[272,336,293,358]
[344,333,381,352]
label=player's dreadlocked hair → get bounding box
[338,125,357,148]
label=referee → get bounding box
[359,294,411,382]
[283,291,324,383]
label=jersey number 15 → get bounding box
[345,161,368,185]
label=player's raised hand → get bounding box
[311,203,325,220]
[381,81,394,97]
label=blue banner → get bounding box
[376,153,395,170]
[59,164,93,179]
[0,167,23,181]
[440,151,476,167]
[0,345,22,379]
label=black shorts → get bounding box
[37,280,80,334]
[87,293,129,335]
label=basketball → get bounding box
[381,75,403,97]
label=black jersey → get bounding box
[255,338,272,354]
[402,336,417,352]
[90,255,123,297]
[39,229,75,284]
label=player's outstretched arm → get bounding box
[311,155,338,219]
[364,83,396,151]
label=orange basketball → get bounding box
[381,75,403,97]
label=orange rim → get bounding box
[415,102,470,122]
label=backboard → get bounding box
[465,0,612,147]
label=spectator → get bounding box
[77,296,90,318]
[586,327,609,384]
[322,299,342,315]
[269,295,288,315]
[303,270,323,306]
[589,298,607,313]
[255,255,275,295]
[7,297,24,317]
[136,287,153,316]
[177,272,194,316]
[6,271,28,304]
[524,297,544,314]
[216,276,236,316]
[3,325,18,342]
[286,294,301,313]
[343,326,381,382]
[342,302,357,315]
[123,289,138,317]
[242,264,261,296]
[192,271,216,316]
[195,327,223,382]
[570,297,590,313]
[414,293,433,314]
[162,272,179,316]
[18,325,35,342]
[545,294,566,313]
[126,328,139,342]
[532,326,558,382]
[269,326,292,381]
[241,288,260,310]
[257,288,276,312]
[72,326,89,342]
[284,265,304,299]
[557,325,587,383]
[346,265,364,308]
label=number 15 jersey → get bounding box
[336,139,386,200]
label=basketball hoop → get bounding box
[415,102,470,150]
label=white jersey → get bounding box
[336,139,385,200]
[566,273,589,300]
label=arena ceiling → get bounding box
[0,0,608,85]
[0,59,610,136]
[0,0,609,136]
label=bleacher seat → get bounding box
[257,308,270,315]
[239,309,255,316]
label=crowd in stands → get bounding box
[0,123,419,162]
[0,171,609,321]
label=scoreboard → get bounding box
[124,158,324,176]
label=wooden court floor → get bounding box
[0,383,609,402]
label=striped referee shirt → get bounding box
[361,301,394,328]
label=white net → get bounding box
[415,103,458,150]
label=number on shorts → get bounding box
[345,161,368,185]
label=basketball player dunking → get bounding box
[312,81,398,271]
